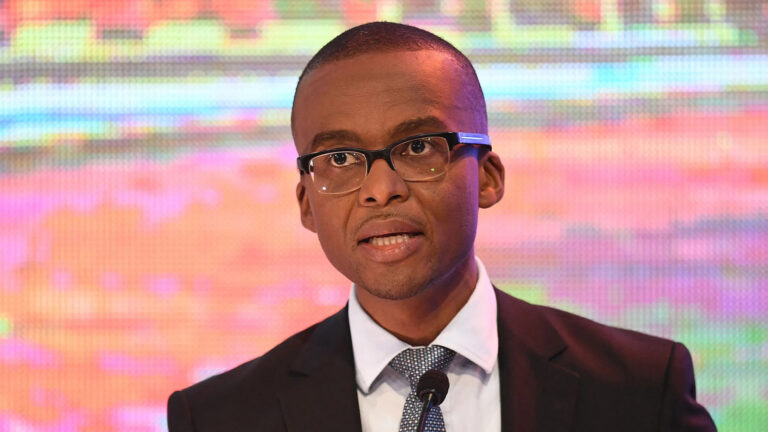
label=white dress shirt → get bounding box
[348,257,501,432]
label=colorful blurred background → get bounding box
[1,0,767,430]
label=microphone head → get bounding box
[416,369,450,406]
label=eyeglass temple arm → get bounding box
[456,132,491,146]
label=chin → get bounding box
[360,284,422,301]
[355,270,434,301]
[353,253,466,301]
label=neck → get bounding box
[355,255,478,346]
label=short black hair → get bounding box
[291,21,487,134]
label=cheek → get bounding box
[442,163,480,231]
[447,192,478,236]
[420,165,480,235]
[310,196,352,245]
[447,159,480,203]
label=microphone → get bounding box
[415,369,450,432]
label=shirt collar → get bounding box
[347,257,498,393]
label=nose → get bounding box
[358,159,409,206]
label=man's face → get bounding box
[293,50,500,301]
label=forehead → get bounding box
[292,50,475,154]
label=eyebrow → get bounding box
[388,116,449,139]
[309,130,362,151]
[307,116,450,152]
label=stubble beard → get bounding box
[352,255,441,301]
[349,230,478,302]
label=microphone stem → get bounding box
[417,393,436,432]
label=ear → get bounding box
[296,179,317,232]
[477,150,505,208]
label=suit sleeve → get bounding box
[658,343,717,431]
[168,390,195,432]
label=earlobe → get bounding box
[296,180,317,232]
[478,151,505,208]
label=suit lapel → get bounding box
[273,291,579,432]
[495,290,580,432]
[277,306,362,432]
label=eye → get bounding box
[328,152,362,167]
[401,139,433,156]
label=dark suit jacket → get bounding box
[168,289,716,431]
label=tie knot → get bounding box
[389,345,456,387]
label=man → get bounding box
[168,22,716,431]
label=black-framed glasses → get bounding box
[296,132,491,194]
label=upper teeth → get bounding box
[370,234,410,246]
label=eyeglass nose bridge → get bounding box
[363,147,397,174]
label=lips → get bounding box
[356,219,424,244]
[355,218,426,263]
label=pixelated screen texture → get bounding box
[1,1,767,431]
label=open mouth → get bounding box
[362,233,416,246]
[356,224,425,262]
[356,218,425,253]
[360,232,422,247]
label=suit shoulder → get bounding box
[497,294,715,430]
[167,307,352,430]
[534,301,675,380]
[173,320,320,408]
[497,290,677,382]
[539,302,673,352]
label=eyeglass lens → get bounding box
[309,136,451,193]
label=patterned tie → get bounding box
[389,345,456,432]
